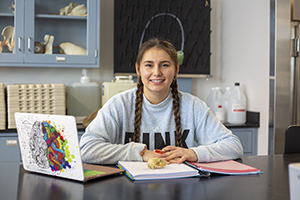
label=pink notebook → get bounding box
[186,160,261,175]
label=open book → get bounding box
[117,161,200,181]
[185,160,262,175]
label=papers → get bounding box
[117,161,200,181]
[185,160,262,175]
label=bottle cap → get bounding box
[80,69,90,84]
[235,82,240,86]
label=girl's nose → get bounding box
[153,65,162,76]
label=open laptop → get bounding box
[14,112,124,182]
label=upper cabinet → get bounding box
[0,0,100,68]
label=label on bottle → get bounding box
[232,104,246,112]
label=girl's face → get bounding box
[136,47,179,104]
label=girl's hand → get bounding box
[142,149,161,162]
[159,146,198,164]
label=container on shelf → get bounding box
[227,82,247,124]
[67,69,100,117]
[220,87,231,123]
[206,87,223,115]
[215,105,225,123]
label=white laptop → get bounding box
[14,112,123,182]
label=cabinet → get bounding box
[0,0,100,68]
[230,128,258,156]
[0,133,20,162]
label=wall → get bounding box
[0,0,270,155]
[193,0,270,155]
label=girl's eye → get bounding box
[162,64,169,67]
[145,64,152,67]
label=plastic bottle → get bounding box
[206,87,223,115]
[67,69,101,117]
[215,105,225,123]
[227,82,247,124]
[206,87,215,109]
[220,87,231,123]
[212,87,223,115]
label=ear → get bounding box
[135,63,140,76]
[176,63,180,75]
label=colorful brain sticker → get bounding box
[41,121,73,172]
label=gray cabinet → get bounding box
[230,128,258,156]
[0,0,100,68]
[0,133,20,162]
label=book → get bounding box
[117,161,200,181]
[185,160,262,175]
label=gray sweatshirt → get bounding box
[80,88,243,164]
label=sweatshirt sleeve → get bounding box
[79,96,146,165]
[190,99,243,162]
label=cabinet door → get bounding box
[0,0,24,64]
[230,128,258,156]
[0,136,21,162]
[24,0,99,67]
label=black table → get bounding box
[1,154,299,200]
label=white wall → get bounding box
[0,0,270,155]
[193,0,270,155]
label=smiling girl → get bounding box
[80,38,243,164]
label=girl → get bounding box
[80,38,243,164]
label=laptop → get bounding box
[14,112,124,182]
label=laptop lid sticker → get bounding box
[15,113,84,181]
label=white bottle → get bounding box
[215,105,225,123]
[227,82,247,124]
[67,69,101,117]
[211,87,223,115]
[206,87,215,110]
[220,87,231,123]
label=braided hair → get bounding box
[134,38,183,147]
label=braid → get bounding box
[170,77,183,147]
[133,76,143,142]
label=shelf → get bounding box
[35,14,87,20]
[224,111,260,129]
[0,13,14,17]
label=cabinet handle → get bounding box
[6,140,18,146]
[28,37,31,51]
[18,37,22,51]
